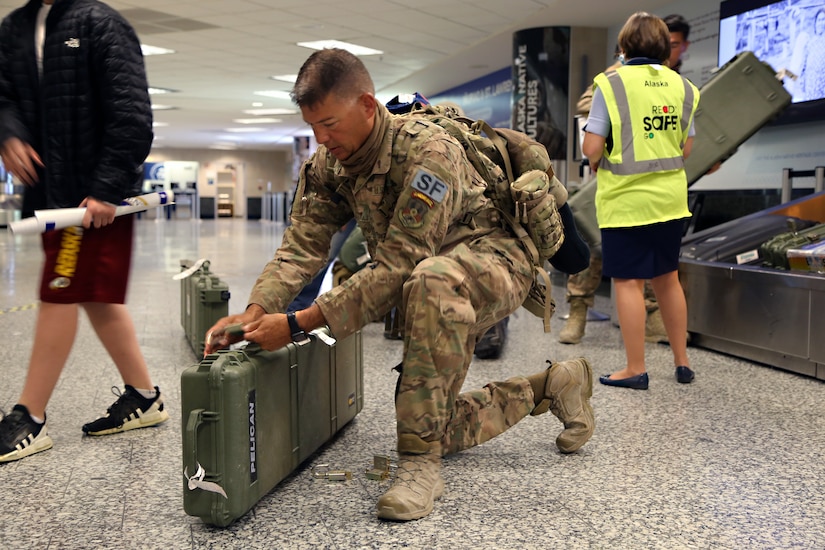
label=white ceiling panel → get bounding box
[0,0,676,150]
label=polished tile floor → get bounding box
[1,217,823,550]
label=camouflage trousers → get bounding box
[643,280,659,312]
[395,228,536,456]
[565,248,603,307]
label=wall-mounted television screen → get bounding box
[718,0,825,125]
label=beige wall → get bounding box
[147,148,293,198]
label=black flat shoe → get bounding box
[675,366,695,384]
[599,372,649,390]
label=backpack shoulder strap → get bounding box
[472,120,514,183]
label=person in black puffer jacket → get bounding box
[0,0,169,465]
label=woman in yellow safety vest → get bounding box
[582,11,700,390]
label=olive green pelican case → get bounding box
[180,328,363,526]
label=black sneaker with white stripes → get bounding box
[82,385,169,436]
[0,404,54,463]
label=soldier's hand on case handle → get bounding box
[242,313,292,351]
[241,304,327,352]
[204,305,264,356]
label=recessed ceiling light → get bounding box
[152,122,169,127]
[254,90,292,100]
[210,142,238,150]
[270,74,298,83]
[233,118,282,124]
[224,127,267,133]
[141,44,176,56]
[297,40,383,56]
[151,104,177,111]
[252,102,264,107]
[149,87,178,94]
[242,108,298,116]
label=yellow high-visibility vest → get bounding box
[594,64,699,228]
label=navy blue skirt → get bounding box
[601,219,685,279]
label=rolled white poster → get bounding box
[9,190,175,234]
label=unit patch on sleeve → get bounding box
[398,193,430,229]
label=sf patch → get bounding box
[411,169,448,203]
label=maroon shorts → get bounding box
[39,216,134,304]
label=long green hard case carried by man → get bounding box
[683,50,791,184]
[181,328,363,526]
[570,50,792,244]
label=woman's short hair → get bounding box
[618,12,671,64]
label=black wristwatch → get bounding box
[286,312,311,346]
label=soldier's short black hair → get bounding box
[291,48,375,108]
[663,14,691,41]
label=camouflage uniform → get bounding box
[565,250,603,307]
[565,253,656,310]
[249,106,538,453]
[565,63,621,308]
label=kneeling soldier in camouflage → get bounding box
[206,48,595,521]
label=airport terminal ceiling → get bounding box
[0,0,675,151]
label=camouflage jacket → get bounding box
[577,60,623,117]
[248,107,530,339]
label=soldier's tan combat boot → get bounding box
[528,358,595,453]
[645,308,692,345]
[559,298,588,344]
[376,434,444,521]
